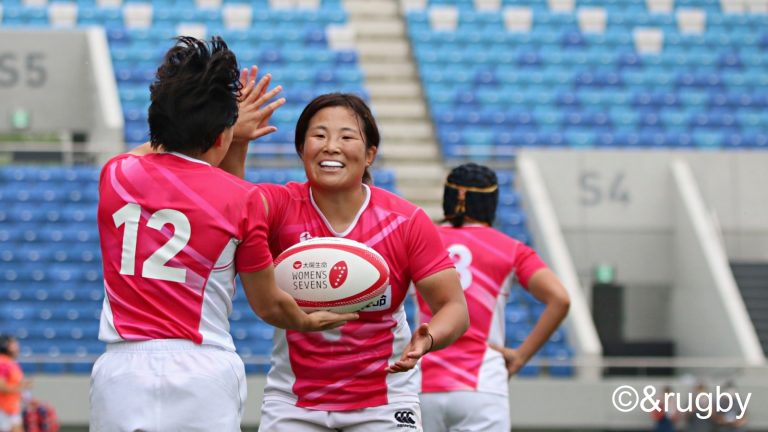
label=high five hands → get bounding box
[233,66,287,143]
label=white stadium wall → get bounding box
[0,29,122,162]
[517,149,768,362]
[31,373,768,428]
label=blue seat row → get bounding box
[1,6,347,25]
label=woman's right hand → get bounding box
[301,311,359,331]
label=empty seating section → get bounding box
[0,167,102,373]
[0,166,400,373]
[409,2,768,157]
[1,0,366,156]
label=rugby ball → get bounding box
[274,237,390,313]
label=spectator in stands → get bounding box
[225,92,469,431]
[90,36,356,432]
[0,335,29,432]
[416,163,570,432]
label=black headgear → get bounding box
[443,163,499,228]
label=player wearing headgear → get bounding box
[416,163,571,431]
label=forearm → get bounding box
[252,295,308,330]
[250,289,311,331]
[424,299,469,352]
[241,268,310,330]
[218,140,249,178]
[516,299,569,360]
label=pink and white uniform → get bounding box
[91,152,273,431]
[417,225,546,396]
[97,152,272,348]
[259,182,454,411]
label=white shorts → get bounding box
[259,399,422,432]
[0,411,22,432]
[420,391,509,432]
[90,339,246,432]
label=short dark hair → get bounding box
[0,334,14,356]
[148,36,241,155]
[294,93,380,184]
[443,163,499,227]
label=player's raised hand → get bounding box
[301,310,359,331]
[489,343,527,377]
[233,66,286,144]
[385,323,433,373]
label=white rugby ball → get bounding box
[274,237,390,313]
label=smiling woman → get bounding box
[224,92,470,431]
[296,93,379,185]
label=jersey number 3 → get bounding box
[448,244,473,290]
[113,203,191,283]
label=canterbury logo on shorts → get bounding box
[394,410,417,429]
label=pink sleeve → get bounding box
[257,183,291,237]
[98,153,131,189]
[234,187,273,273]
[514,243,548,289]
[407,208,455,282]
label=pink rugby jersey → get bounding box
[259,182,454,411]
[417,225,546,396]
[97,152,272,350]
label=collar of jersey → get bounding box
[309,184,371,238]
[165,151,211,166]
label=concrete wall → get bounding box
[0,29,122,160]
[32,373,768,429]
[0,30,91,133]
[518,150,768,357]
[671,161,764,363]
[519,150,768,278]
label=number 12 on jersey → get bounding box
[112,203,191,283]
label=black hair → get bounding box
[0,334,14,356]
[443,163,499,227]
[294,93,380,184]
[148,36,242,155]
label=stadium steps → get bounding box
[343,0,400,16]
[360,62,417,81]
[350,20,407,38]
[732,262,768,355]
[343,0,445,219]
[372,101,428,119]
[356,40,412,59]
[367,82,423,99]
[378,121,439,159]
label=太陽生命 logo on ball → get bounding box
[293,261,302,270]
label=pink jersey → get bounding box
[97,152,272,350]
[259,182,454,411]
[417,225,546,396]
